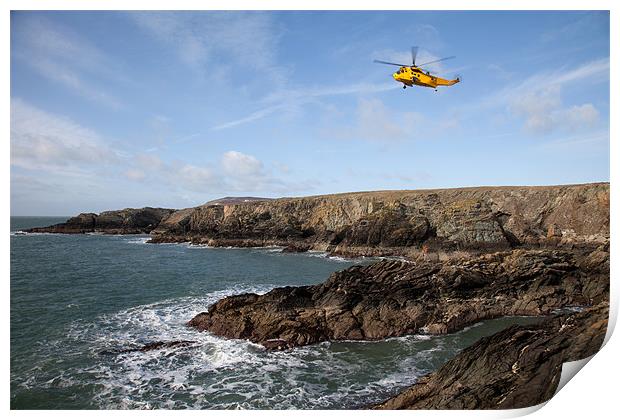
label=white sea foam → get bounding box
[10,231,59,236]
[459,321,484,333]
[35,284,460,409]
[262,247,285,253]
[185,243,212,249]
[551,305,586,314]
[302,250,369,264]
[125,237,150,245]
[12,233,493,409]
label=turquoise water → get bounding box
[10,217,539,409]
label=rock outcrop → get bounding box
[26,207,175,234]
[150,183,609,257]
[187,246,609,349]
[374,304,608,409]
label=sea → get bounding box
[10,216,539,409]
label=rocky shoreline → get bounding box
[185,246,608,408]
[28,183,609,258]
[374,303,608,409]
[26,207,175,235]
[187,247,609,349]
[26,183,610,409]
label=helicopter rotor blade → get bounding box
[411,46,419,66]
[373,59,408,67]
[417,56,456,67]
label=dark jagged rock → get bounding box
[151,183,609,257]
[187,247,609,349]
[261,339,292,351]
[281,244,311,253]
[100,340,196,355]
[27,207,176,234]
[374,304,608,409]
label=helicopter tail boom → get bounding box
[435,76,460,86]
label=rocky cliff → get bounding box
[27,184,609,256]
[26,207,175,234]
[150,183,609,257]
[373,303,608,409]
[25,183,610,409]
[187,246,609,349]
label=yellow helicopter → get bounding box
[374,47,460,90]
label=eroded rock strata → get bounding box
[187,246,609,349]
[26,207,175,234]
[149,183,609,256]
[27,184,609,257]
[373,304,608,409]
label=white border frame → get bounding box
[3,1,616,419]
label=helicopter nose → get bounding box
[392,73,398,80]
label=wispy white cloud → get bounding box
[12,16,126,108]
[486,58,609,107]
[221,151,264,178]
[264,82,398,103]
[124,149,309,195]
[173,163,220,192]
[10,174,64,197]
[24,57,124,109]
[326,98,425,143]
[404,24,444,50]
[540,12,607,44]
[135,153,165,171]
[537,130,609,153]
[487,63,514,81]
[129,11,287,85]
[212,104,287,131]
[221,150,280,192]
[124,169,146,181]
[211,43,461,132]
[10,98,306,199]
[10,98,120,173]
[213,81,397,131]
[510,85,562,134]
[550,58,610,85]
[476,57,609,135]
[563,104,600,127]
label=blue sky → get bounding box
[10,11,610,216]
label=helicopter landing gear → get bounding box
[403,85,407,89]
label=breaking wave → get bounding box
[15,283,449,409]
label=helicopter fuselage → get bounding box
[393,66,459,89]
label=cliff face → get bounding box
[26,207,175,234]
[27,184,609,256]
[150,183,609,256]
